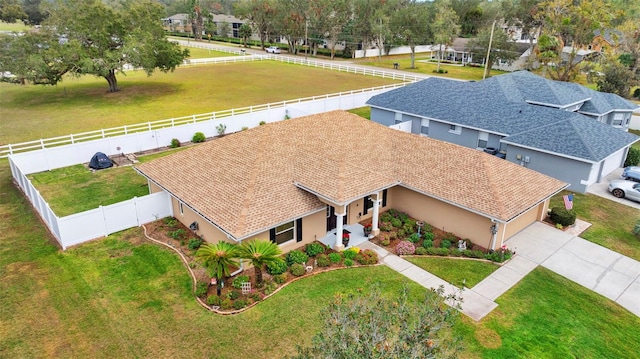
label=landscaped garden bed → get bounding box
[370,209,514,263]
[143,217,379,314]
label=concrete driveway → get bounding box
[587,168,640,210]
[506,222,640,317]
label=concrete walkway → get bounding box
[360,220,640,321]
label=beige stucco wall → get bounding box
[501,205,540,244]
[170,197,232,244]
[388,186,495,249]
[149,181,163,194]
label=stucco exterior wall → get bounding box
[501,204,541,242]
[388,186,495,248]
[171,197,232,244]
[505,144,592,193]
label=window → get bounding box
[612,113,624,127]
[179,202,184,215]
[477,132,489,148]
[274,221,295,244]
[420,119,429,136]
[449,124,461,134]
[363,195,373,214]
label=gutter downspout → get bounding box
[230,236,245,277]
[489,219,499,251]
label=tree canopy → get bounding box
[0,0,189,92]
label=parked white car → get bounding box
[265,46,281,54]
[608,179,640,203]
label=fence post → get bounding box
[40,139,45,150]
[70,134,74,144]
[124,125,128,135]
[101,129,105,138]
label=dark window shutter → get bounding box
[363,196,370,215]
[269,228,276,243]
[296,218,303,242]
[382,189,388,207]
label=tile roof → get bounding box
[136,111,567,240]
[367,71,639,161]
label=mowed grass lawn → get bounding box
[185,47,237,59]
[405,256,499,288]
[550,191,640,261]
[358,56,507,81]
[0,61,400,144]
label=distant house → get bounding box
[135,111,566,252]
[589,29,621,54]
[162,13,250,39]
[367,71,640,193]
[162,14,191,33]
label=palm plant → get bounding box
[238,239,284,286]
[196,241,240,296]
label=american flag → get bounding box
[563,194,574,210]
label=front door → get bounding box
[326,205,347,232]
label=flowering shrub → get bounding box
[363,223,373,231]
[485,245,514,263]
[396,241,416,255]
[343,248,358,260]
[355,249,378,265]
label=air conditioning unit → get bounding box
[189,221,198,231]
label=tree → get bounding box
[191,1,204,40]
[501,0,543,69]
[235,0,276,50]
[467,25,519,78]
[535,0,613,81]
[238,239,283,286]
[238,23,252,47]
[0,0,189,92]
[218,21,230,38]
[0,0,26,22]
[390,0,433,69]
[287,285,462,359]
[617,19,640,83]
[451,0,482,36]
[432,0,460,72]
[272,0,308,55]
[196,241,240,296]
[597,59,633,98]
[22,0,45,25]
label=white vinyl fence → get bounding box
[8,86,399,249]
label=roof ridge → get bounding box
[236,130,266,234]
[480,154,508,220]
[566,116,598,161]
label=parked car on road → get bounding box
[266,46,281,54]
[608,180,640,203]
[622,166,640,182]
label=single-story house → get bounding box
[366,71,640,193]
[135,111,567,253]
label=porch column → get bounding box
[370,194,381,237]
[334,212,345,251]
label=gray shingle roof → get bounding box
[367,71,639,162]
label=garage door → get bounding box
[600,148,626,179]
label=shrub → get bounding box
[624,147,640,167]
[380,237,391,246]
[259,120,266,125]
[316,253,331,267]
[422,223,433,232]
[634,221,640,237]
[427,247,449,256]
[232,275,249,289]
[164,217,178,227]
[422,231,434,242]
[241,126,249,131]
[195,281,208,297]
[207,295,221,306]
[391,218,402,228]
[221,299,233,310]
[286,250,309,266]
[396,228,406,238]
[192,132,206,143]
[408,233,421,243]
[549,206,577,226]
[450,249,462,257]
[423,239,434,248]
[402,222,415,235]
[216,123,227,136]
[169,228,186,240]
[395,211,409,223]
[263,281,279,295]
[187,237,203,250]
[273,273,288,284]
[441,239,452,249]
[462,250,485,259]
[396,241,416,255]
[290,263,306,276]
[415,247,428,255]
[556,223,563,229]
[169,138,181,148]
[227,290,240,300]
[344,258,354,267]
[233,299,249,310]
[266,260,288,275]
[355,249,378,265]
[250,292,263,302]
[634,88,640,99]
[443,232,458,242]
[380,221,393,231]
[380,212,394,223]
[343,248,358,260]
[328,252,342,264]
[305,242,325,257]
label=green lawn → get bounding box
[0,61,400,144]
[0,20,29,32]
[358,56,508,81]
[630,129,640,150]
[405,256,499,288]
[457,267,640,358]
[185,47,237,59]
[550,191,640,261]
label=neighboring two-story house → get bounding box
[367,71,639,193]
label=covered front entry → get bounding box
[326,205,347,232]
